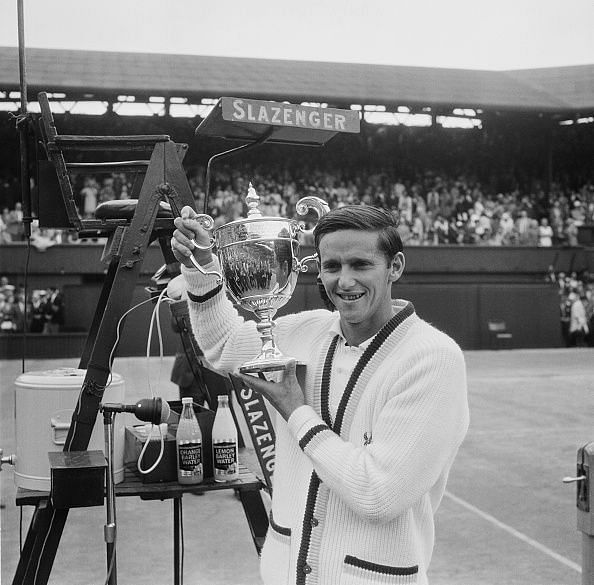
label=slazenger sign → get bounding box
[222,97,360,134]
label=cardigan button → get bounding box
[310,517,319,527]
[302,563,312,574]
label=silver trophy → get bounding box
[192,183,328,373]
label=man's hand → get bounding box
[233,360,305,421]
[171,206,213,268]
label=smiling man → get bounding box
[172,204,469,585]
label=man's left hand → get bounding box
[233,360,305,421]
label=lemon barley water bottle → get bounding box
[176,397,203,484]
[212,394,239,482]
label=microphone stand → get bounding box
[16,0,33,238]
[103,410,118,585]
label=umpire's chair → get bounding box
[13,93,264,585]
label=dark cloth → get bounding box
[30,302,46,333]
[170,310,207,404]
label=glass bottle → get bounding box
[176,397,203,484]
[212,394,239,482]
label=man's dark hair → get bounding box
[313,206,403,311]
[313,205,403,263]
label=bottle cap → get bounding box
[217,394,228,402]
[182,397,193,404]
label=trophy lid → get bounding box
[245,182,263,218]
[214,183,301,246]
[217,183,297,228]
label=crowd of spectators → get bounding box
[1,163,593,248]
[548,269,594,347]
[2,162,594,342]
[187,164,594,247]
[0,276,64,334]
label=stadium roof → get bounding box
[1,47,593,115]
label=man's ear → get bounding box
[388,252,405,282]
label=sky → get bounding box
[1,0,594,70]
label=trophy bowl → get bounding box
[214,185,328,373]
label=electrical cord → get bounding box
[102,530,117,585]
[137,288,173,475]
[50,290,175,585]
[65,295,156,453]
[145,288,169,397]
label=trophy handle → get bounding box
[295,196,328,273]
[296,253,319,273]
[188,213,223,283]
[295,196,330,219]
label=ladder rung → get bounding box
[67,161,150,173]
[50,135,171,151]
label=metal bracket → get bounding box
[578,461,590,513]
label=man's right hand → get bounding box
[171,206,214,269]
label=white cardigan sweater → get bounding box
[182,263,469,585]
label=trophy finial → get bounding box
[245,182,262,217]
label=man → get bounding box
[45,286,64,334]
[172,205,468,585]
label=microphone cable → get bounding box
[65,295,156,453]
[137,287,173,475]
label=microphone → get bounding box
[101,398,171,425]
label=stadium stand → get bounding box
[0,48,592,350]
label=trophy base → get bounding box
[239,357,302,374]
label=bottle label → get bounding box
[213,441,237,475]
[178,442,202,473]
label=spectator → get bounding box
[515,209,531,245]
[568,292,589,347]
[0,208,11,243]
[549,200,565,245]
[98,177,116,203]
[571,200,586,226]
[584,288,594,347]
[80,176,99,219]
[433,213,450,244]
[565,219,579,246]
[526,219,540,247]
[6,202,24,242]
[30,220,58,251]
[44,286,64,333]
[538,217,553,247]
[29,290,47,333]
[0,289,22,332]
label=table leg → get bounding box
[173,498,181,585]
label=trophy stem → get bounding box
[239,309,290,373]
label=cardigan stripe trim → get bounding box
[294,303,416,584]
[299,424,331,451]
[296,471,321,585]
[333,302,414,435]
[269,510,291,537]
[344,555,419,575]
[320,335,339,427]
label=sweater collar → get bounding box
[322,301,415,434]
[327,299,413,344]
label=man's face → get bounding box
[318,230,404,340]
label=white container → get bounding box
[15,367,126,491]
